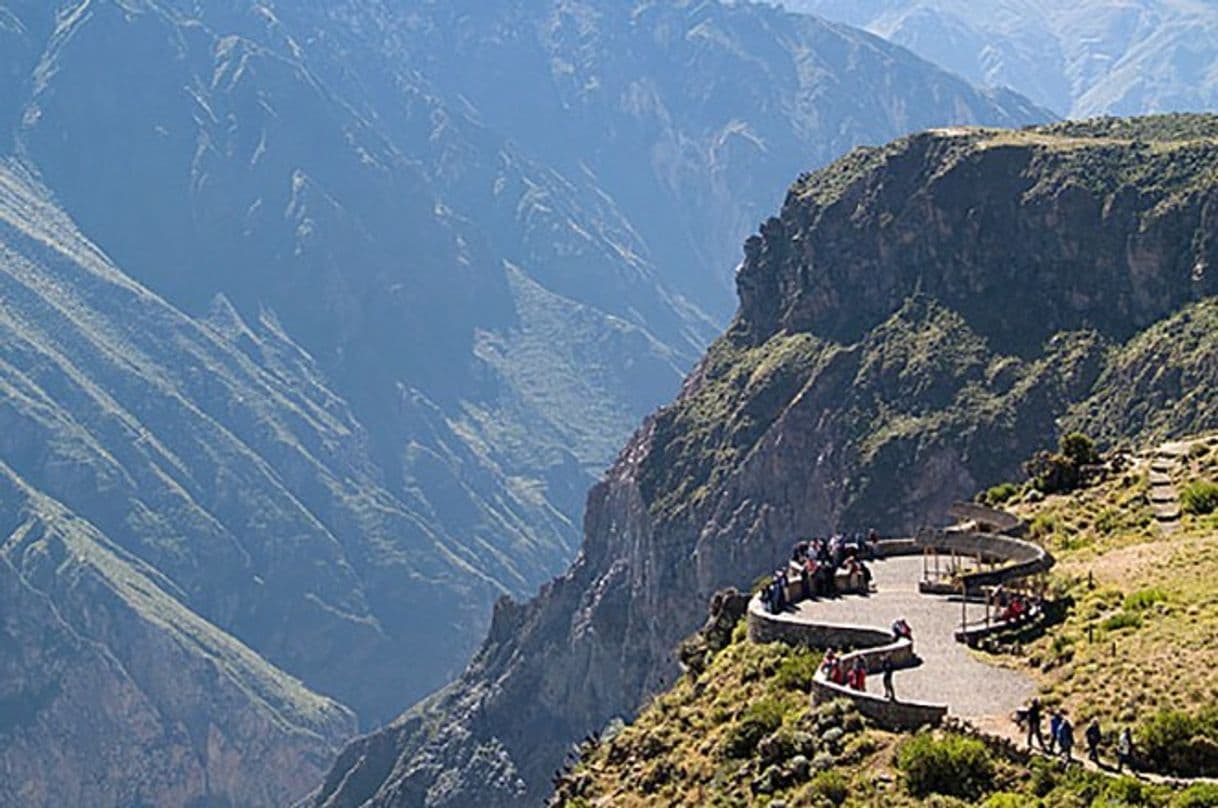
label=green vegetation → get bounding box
[1007,434,1218,784]
[720,697,785,759]
[982,482,1020,506]
[638,331,837,521]
[1136,709,1218,777]
[1124,588,1168,611]
[553,605,1204,806]
[1038,114,1218,143]
[895,733,994,801]
[1024,433,1101,495]
[1181,481,1218,515]
[1100,610,1142,632]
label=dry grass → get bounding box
[1004,441,1218,732]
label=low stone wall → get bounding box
[747,596,943,730]
[948,502,1024,536]
[954,606,1045,647]
[811,675,947,731]
[916,529,1053,592]
[747,596,895,649]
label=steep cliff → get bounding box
[313,114,1218,807]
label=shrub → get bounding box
[1181,481,1218,515]
[1173,782,1218,808]
[1136,709,1218,777]
[1104,776,1150,806]
[1024,433,1101,494]
[807,770,848,805]
[720,697,784,758]
[773,651,820,692]
[1026,451,1082,494]
[1101,610,1142,632]
[895,733,994,801]
[984,482,1020,506]
[1124,588,1167,611]
[1060,432,1100,467]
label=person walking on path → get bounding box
[882,655,895,700]
[1048,710,1063,755]
[1085,719,1102,764]
[1025,698,1046,750]
[1117,727,1134,773]
[1058,715,1075,763]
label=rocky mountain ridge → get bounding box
[0,160,356,806]
[791,0,1218,119]
[313,114,1218,807]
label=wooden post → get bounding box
[961,581,967,630]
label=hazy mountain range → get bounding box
[0,0,1045,803]
[789,0,1218,118]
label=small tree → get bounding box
[1060,432,1100,467]
[1181,481,1218,515]
[1024,433,1101,494]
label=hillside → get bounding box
[0,0,1044,739]
[551,433,1218,805]
[0,162,357,805]
[792,0,1218,119]
[313,115,1218,807]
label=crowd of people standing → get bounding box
[761,532,879,614]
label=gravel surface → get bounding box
[791,556,1035,719]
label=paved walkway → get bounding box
[791,556,1034,719]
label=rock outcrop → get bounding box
[313,115,1218,807]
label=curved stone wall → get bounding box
[745,505,1049,730]
[947,502,1024,536]
[915,529,1053,592]
[747,595,944,730]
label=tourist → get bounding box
[775,570,788,612]
[1048,710,1063,754]
[1085,718,1101,764]
[891,617,912,641]
[763,579,777,613]
[849,656,866,691]
[844,558,863,593]
[817,560,836,597]
[1024,698,1046,751]
[792,540,809,563]
[820,649,838,679]
[1117,727,1133,773]
[832,657,847,685]
[801,557,815,599]
[1057,714,1075,763]
[882,655,895,700]
[830,534,845,566]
